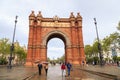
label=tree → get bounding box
[0,38,11,65]
[84,45,94,63]
[92,40,99,56]
[109,32,120,50]
[0,38,10,58]
[117,21,120,31]
[14,45,27,64]
[59,55,65,62]
[0,38,27,65]
[102,32,120,62]
[102,36,111,59]
[84,45,93,57]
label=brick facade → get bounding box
[25,11,85,66]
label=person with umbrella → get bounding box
[44,63,48,76]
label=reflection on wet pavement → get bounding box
[30,64,113,80]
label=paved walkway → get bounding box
[79,65,120,79]
[30,64,120,80]
[0,66,38,80]
[30,64,66,80]
[0,64,120,80]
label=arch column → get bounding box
[66,45,72,63]
[40,45,47,62]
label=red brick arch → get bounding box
[42,30,71,46]
[25,11,86,66]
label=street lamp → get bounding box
[8,16,18,69]
[93,18,103,66]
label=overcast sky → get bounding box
[0,0,119,59]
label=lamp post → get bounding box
[8,16,18,69]
[93,18,103,66]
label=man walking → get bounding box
[66,62,72,76]
[38,62,42,75]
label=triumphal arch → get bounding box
[25,11,85,66]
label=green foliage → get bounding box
[110,32,119,42]
[0,56,8,65]
[117,57,120,61]
[113,56,117,62]
[0,38,27,65]
[0,38,10,57]
[84,45,93,57]
[102,36,111,51]
[117,21,120,31]
[59,55,65,62]
[92,41,99,55]
[86,57,99,64]
[85,21,120,64]
[48,54,65,63]
[14,46,27,64]
[112,56,120,62]
[86,57,93,63]
[93,56,99,62]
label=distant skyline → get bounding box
[0,0,119,59]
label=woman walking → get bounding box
[61,62,66,77]
[44,64,48,76]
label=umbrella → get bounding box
[34,60,40,63]
[42,62,49,64]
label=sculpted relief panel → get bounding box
[41,22,71,27]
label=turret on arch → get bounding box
[25,11,86,66]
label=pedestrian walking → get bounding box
[82,61,85,66]
[61,62,66,77]
[117,61,119,67]
[44,63,48,76]
[37,62,42,75]
[66,62,72,76]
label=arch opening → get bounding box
[46,32,66,63]
[47,38,65,63]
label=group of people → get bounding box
[37,62,48,76]
[61,62,72,77]
[37,61,72,77]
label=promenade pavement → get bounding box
[30,64,120,80]
[0,66,38,80]
[0,64,120,80]
[77,64,120,80]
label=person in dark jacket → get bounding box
[66,62,72,76]
[38,62,42,75]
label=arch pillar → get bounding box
[40,45,47,61]
[65,45,72,63]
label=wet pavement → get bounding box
[30,64,116,80]
[29,64,66,80]
[0,66,37,80]
[0,64,120,80]
[79,65,120,79]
